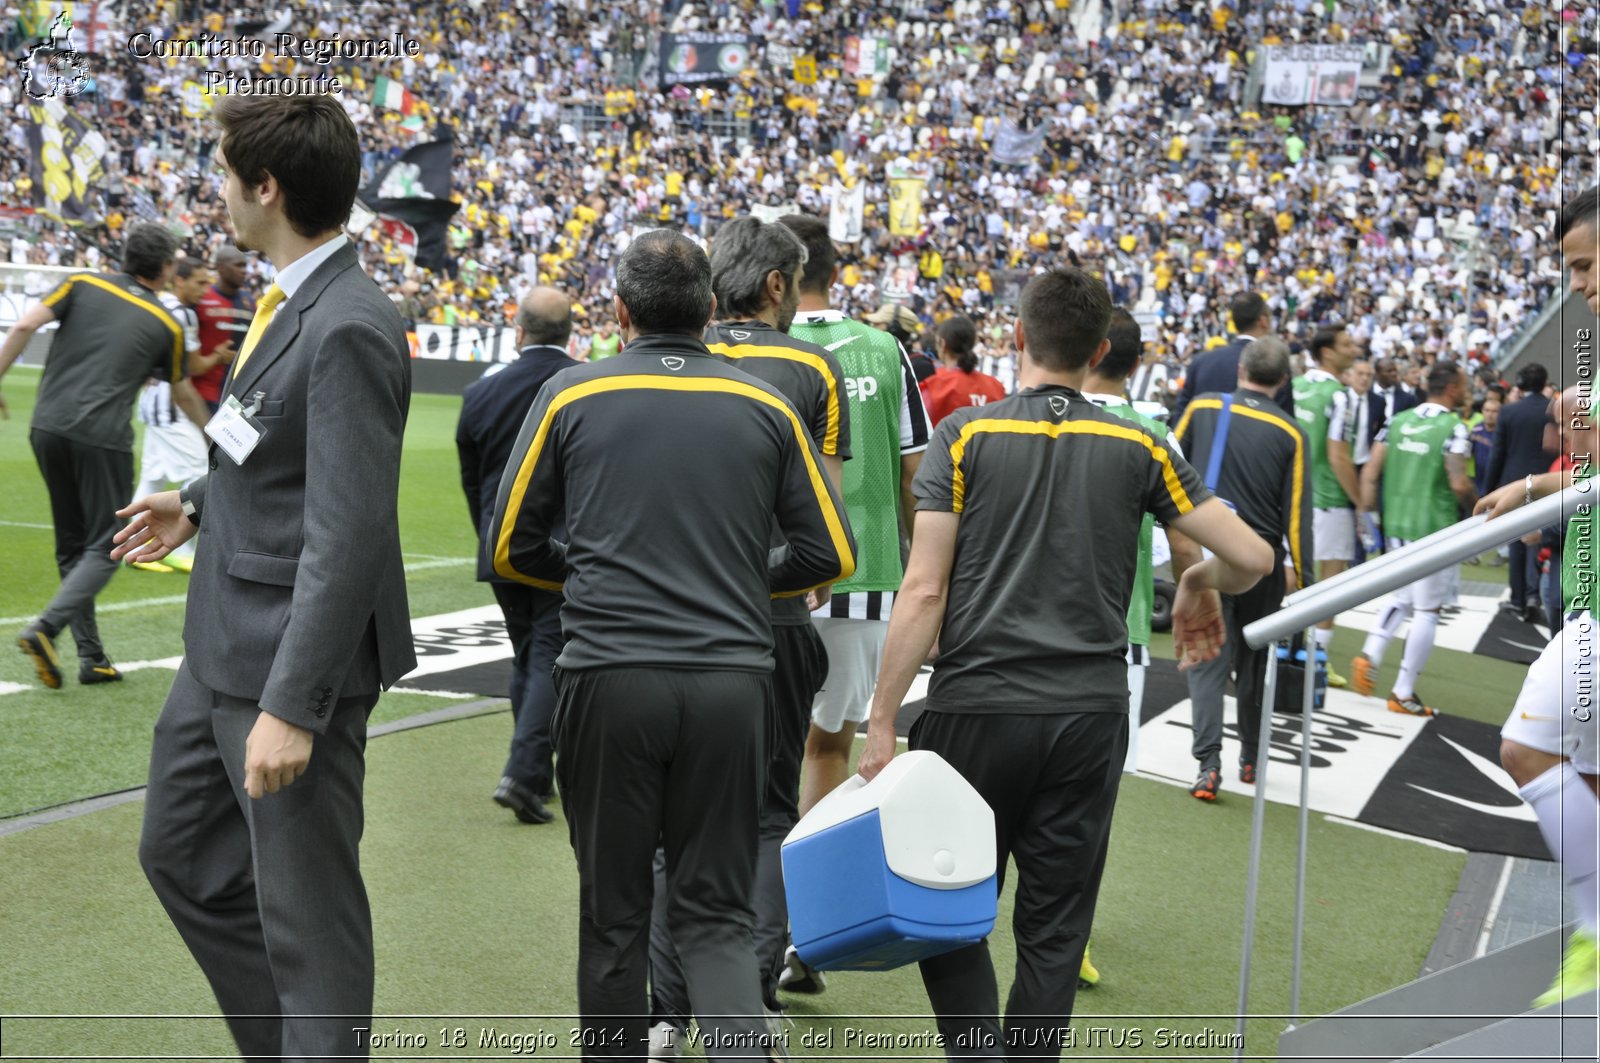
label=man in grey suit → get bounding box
[112,95,414,1061]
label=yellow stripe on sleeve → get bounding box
[1222,403,1308,590]
[41,277,75,308]
[492,374,855,591]
[1172,397,1220,449]
[706,341,844,457]
[947,417,1196,515]
[77,275,187,383]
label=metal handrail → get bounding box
[1248,486,1587,649]
[1231,482,1592,1058]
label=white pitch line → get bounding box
[1322,814,1467,853]
[0,681,31,696]
[0,520,53,530]
[402,558,474,572]
[0,594,189,627]
[0,557,475,626]
[387,687,480,700]
[1474,854,1517,958]
[116,656,184,674]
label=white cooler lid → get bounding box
[783,749,996,889]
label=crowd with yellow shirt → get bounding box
[2,0,1593,380]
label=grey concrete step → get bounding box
[1278,925,1570,1062]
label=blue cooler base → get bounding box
[783,812,997,973]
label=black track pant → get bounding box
[910,710,1128,1062]
[32,428,133,660]
[554,666,774,1059]
[650,623,828,1017]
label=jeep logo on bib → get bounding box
[844,376,879,401]
[662,357,685,371]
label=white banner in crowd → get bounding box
[989,117,1048,165]
[828,182,865,243]
[1260,43,1364,107]
[411,323,520,363]
[750,201,800,224]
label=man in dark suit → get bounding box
[1368,356,1420,445]
[112,95,414,1061]
[1487,362,1556,620]
[457,287,578,825]
[1170,291,1293,426]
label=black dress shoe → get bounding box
[493,777,554,824]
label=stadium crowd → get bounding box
[2,0,1595,392]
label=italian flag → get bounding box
[373,76,418,115]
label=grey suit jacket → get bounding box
[179,243,415,733]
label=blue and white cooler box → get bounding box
[781,750,997,972]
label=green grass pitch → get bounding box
[0,365,1531,1057]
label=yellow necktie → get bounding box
[233,283,286,377]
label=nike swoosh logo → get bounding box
[1404,735,1538,822]
[1407,783,1539,822]
[824,336,860,351]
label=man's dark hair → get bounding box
[1427,362,1463,398]
[938,315,978,372]
[1097,307,1143,382]
[1556,186,1599,241]
[615,229,713,336]
[1242,335,1292,387]
[121,222,178,280]
[214,95,361,238]
[1310,325,1345,364]
[1019,267,1113,371]
[1517,362,1549,394]
[777,213,835,294]
[173,257,203,280]
[1230,291,1267,333]
[709,216,807,319]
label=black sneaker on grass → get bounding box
[79,656,123,685]
[1189,767,1220,801]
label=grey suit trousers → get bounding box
[140,661,375,1062]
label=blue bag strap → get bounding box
[1204,393,1234,493]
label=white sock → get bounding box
[1125,663,1146,775]
[1362,600,1410,666]
[1392,610,1439,701]
[1315,626,1334,652]
[1520,763,1600,935]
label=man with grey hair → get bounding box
[1171,334,1314,800]
[647,216,852,1029]
[2,221,209,687]
[490,229,855,1055]
[456,286,579,826]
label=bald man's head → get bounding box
[516,287,573,348]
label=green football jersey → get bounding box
[1562,471,1599,614]
[1292,368,1352,509]
[1380,403,1470,542]
[788,310,928,595]
[1089,395,1164,646]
